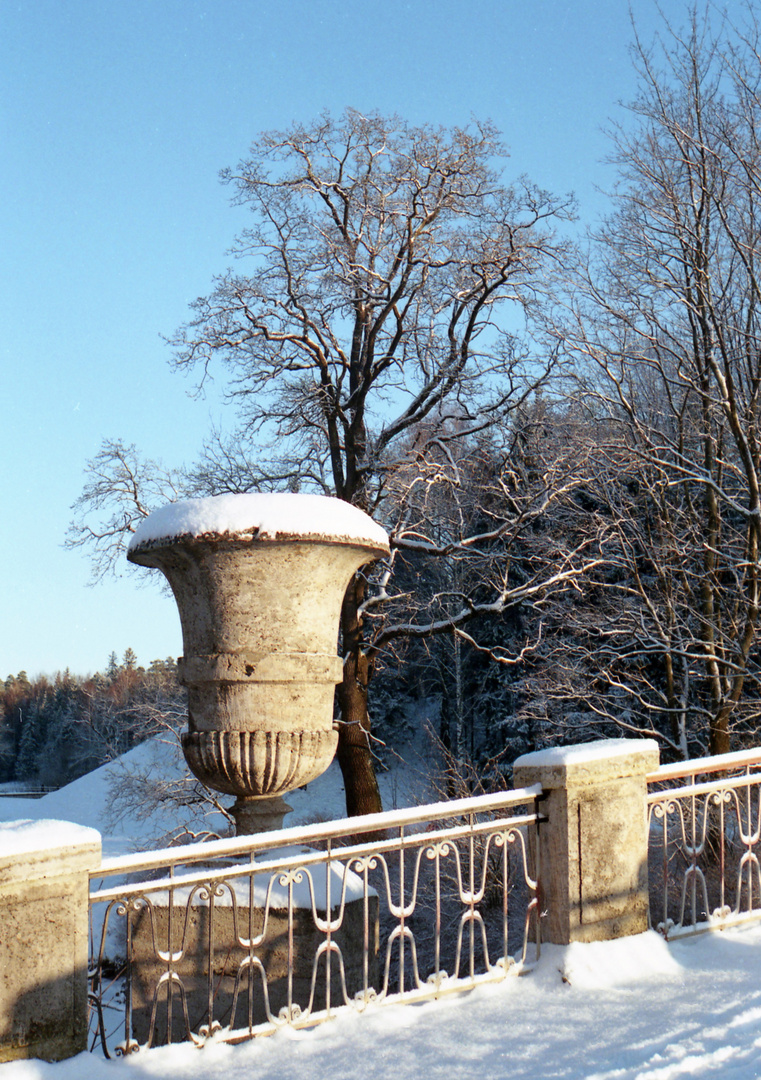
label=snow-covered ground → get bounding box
[0,734,432,857]
[2,925,761,1079]
[4,738,761,1078]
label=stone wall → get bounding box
[128,893,379,1043]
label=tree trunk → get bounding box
[335,577,383,817]
[453,628,466,763]
[709,714,731,757]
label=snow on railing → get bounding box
[646,749,761,939]
[88,787,543,1056]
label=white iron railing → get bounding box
[88,786,543,1056]
[647,748,761,939]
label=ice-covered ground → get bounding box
[3,738,761,1078]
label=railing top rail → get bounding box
[93,783,544,881]
[647,746,761,785]
[90,807,541,903]
[646,770,761,805]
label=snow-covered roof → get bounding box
[128,493,390,553]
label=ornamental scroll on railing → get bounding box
[647,748,761,939]
[88,786,543,1056]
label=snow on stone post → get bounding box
[513,739,660,944]
[0,820,101,1062]
[127,493,390,834]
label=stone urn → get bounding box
[127,493,389,832]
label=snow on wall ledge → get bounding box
[128,493,390,552]
[0,817,101,859]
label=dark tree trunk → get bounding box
[709,714,731,757]
[335,576,383,817]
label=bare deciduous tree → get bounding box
[67,439,182,583]
[170,111,583,813]
[564,6,761,757]
[70,111,593,815]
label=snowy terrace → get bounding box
[86,786,543,1054]
[4,926,761,1080]
[4,736,761,1078]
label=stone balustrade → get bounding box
[0,737,674,1061]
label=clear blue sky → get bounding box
[0,0,727,678]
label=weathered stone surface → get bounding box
[0,820,101,1063]
[513,739,661,790]
[513,739,660,944]
[128,504,389,809]
[181,729,338,796]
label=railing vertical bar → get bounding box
[434,845,441,985]
[166,878,174,1045]
[361,859,370,1001]
[502,829,509,966]
[124,902,135,1053]
[468,814,475,982]
[536,794,542,960]
[660,803,669,932]
[248,860,255,1032]
[746,778,753,912]
[719,789,726,917]
[287,873,294,1021]
[398,826,405,995]
[690,792,698,926]
[325,839,332,1017]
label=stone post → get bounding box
[513,739,660,945]
[0,819,101,1063]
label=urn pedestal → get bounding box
[127,494,389,833]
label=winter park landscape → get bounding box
[4,500,761,1080]
[10,1,761,1077]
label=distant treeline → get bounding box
[0,651,185,789]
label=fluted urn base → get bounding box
[181,729,339,798]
